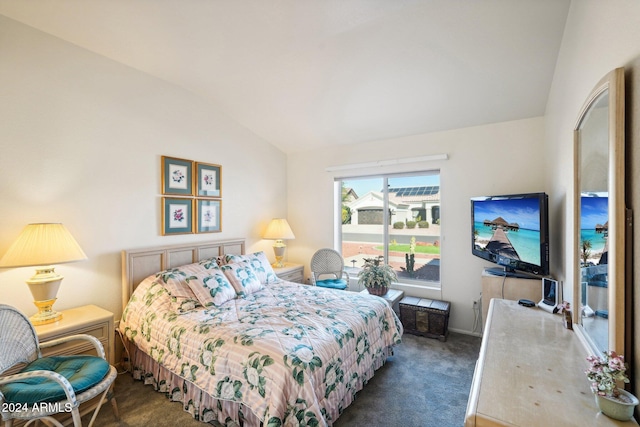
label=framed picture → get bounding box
[196,199,221,233]
[162,197,194,235]
[195,162,222,198]
[162,156,194,196]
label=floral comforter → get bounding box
[120,279,403,426]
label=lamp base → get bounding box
[25,267,64,325]
[31,298,62,325]
[272,243,287,268]
[272,256,285,268]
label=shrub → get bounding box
[418,221,429,228]
[393,221,405,229]
[406,221,417,229]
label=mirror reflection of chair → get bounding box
[0,304,118,427]
[310,249,349,290]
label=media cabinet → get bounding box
[481,269,541,325]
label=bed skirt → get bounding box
[126,341,394,426]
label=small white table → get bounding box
[360,288,404,314]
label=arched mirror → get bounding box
[573,67,626,356]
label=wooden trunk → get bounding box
[399,296,450,341]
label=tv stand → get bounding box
[481,269,541,326]
[484,266,538,279]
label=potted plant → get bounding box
[358,256,397,296]
[586,350,639,420]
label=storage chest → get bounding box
[399,296,450,341]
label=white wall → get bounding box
[0,17,287,319]
[544,0,640,398]
[287,116,546,334]
[545,0,640,301]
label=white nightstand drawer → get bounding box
[35,305,115,364]
[273,263,304,283]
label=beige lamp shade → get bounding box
[0,223,87,325]
[0,223,87,267]
[263,219,295,268]
[262,218,295,240]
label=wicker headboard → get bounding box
[121,238,245,310]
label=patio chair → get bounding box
[0,304,118,427]
[310,248,349,290]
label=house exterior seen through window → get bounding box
[337,171,441,287]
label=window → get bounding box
[337,171,441,287]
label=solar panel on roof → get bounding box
[386,186,439,197]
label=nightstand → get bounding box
[273,263,304,283]
[360,288,404,314]
[34,304,115,365]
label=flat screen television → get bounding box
[471,192,549,277]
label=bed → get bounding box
[119,239,403,426]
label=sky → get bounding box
[472,197,542,231]
[580,196,608,229]
[343,174,440,197]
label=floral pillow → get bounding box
[199,256,226,268]
[224,251,279,284]
[185,267,237,307]
[221,262,263,297]
[157,261,236,310]
[154,269,202,313]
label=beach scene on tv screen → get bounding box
[473,198,541,266]
[580,195,608,266]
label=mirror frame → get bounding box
[573,67,625,356]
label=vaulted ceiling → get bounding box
[0,0,571,154]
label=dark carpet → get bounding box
[88,332,481,427]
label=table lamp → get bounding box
[0,223,87,325]
[263,218,295,268]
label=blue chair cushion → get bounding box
[316,279,348,290]
[0,356,110,404]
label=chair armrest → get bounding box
[40,334,106,360]
[341,270,350,282]
[0,369,79,407]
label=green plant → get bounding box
[405,220,416,229]
[358,256,397,289]
[393,221,405,229]
[342,206,351,224]
[418,221,429,228]
[581,239,593,266]
[404,237,416,277]
[405,253,415,276]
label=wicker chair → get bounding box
[310,248,350,290]
[0,304,118,427]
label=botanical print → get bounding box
[196,162,222,197]
[242,352,274,398]
[196,199,221,233]
[201,170,217,191]
[169,164,188,190]
[162,156,194,198]
[170,206,186,227]
[201,205,216,226]
[163,198,193,234]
